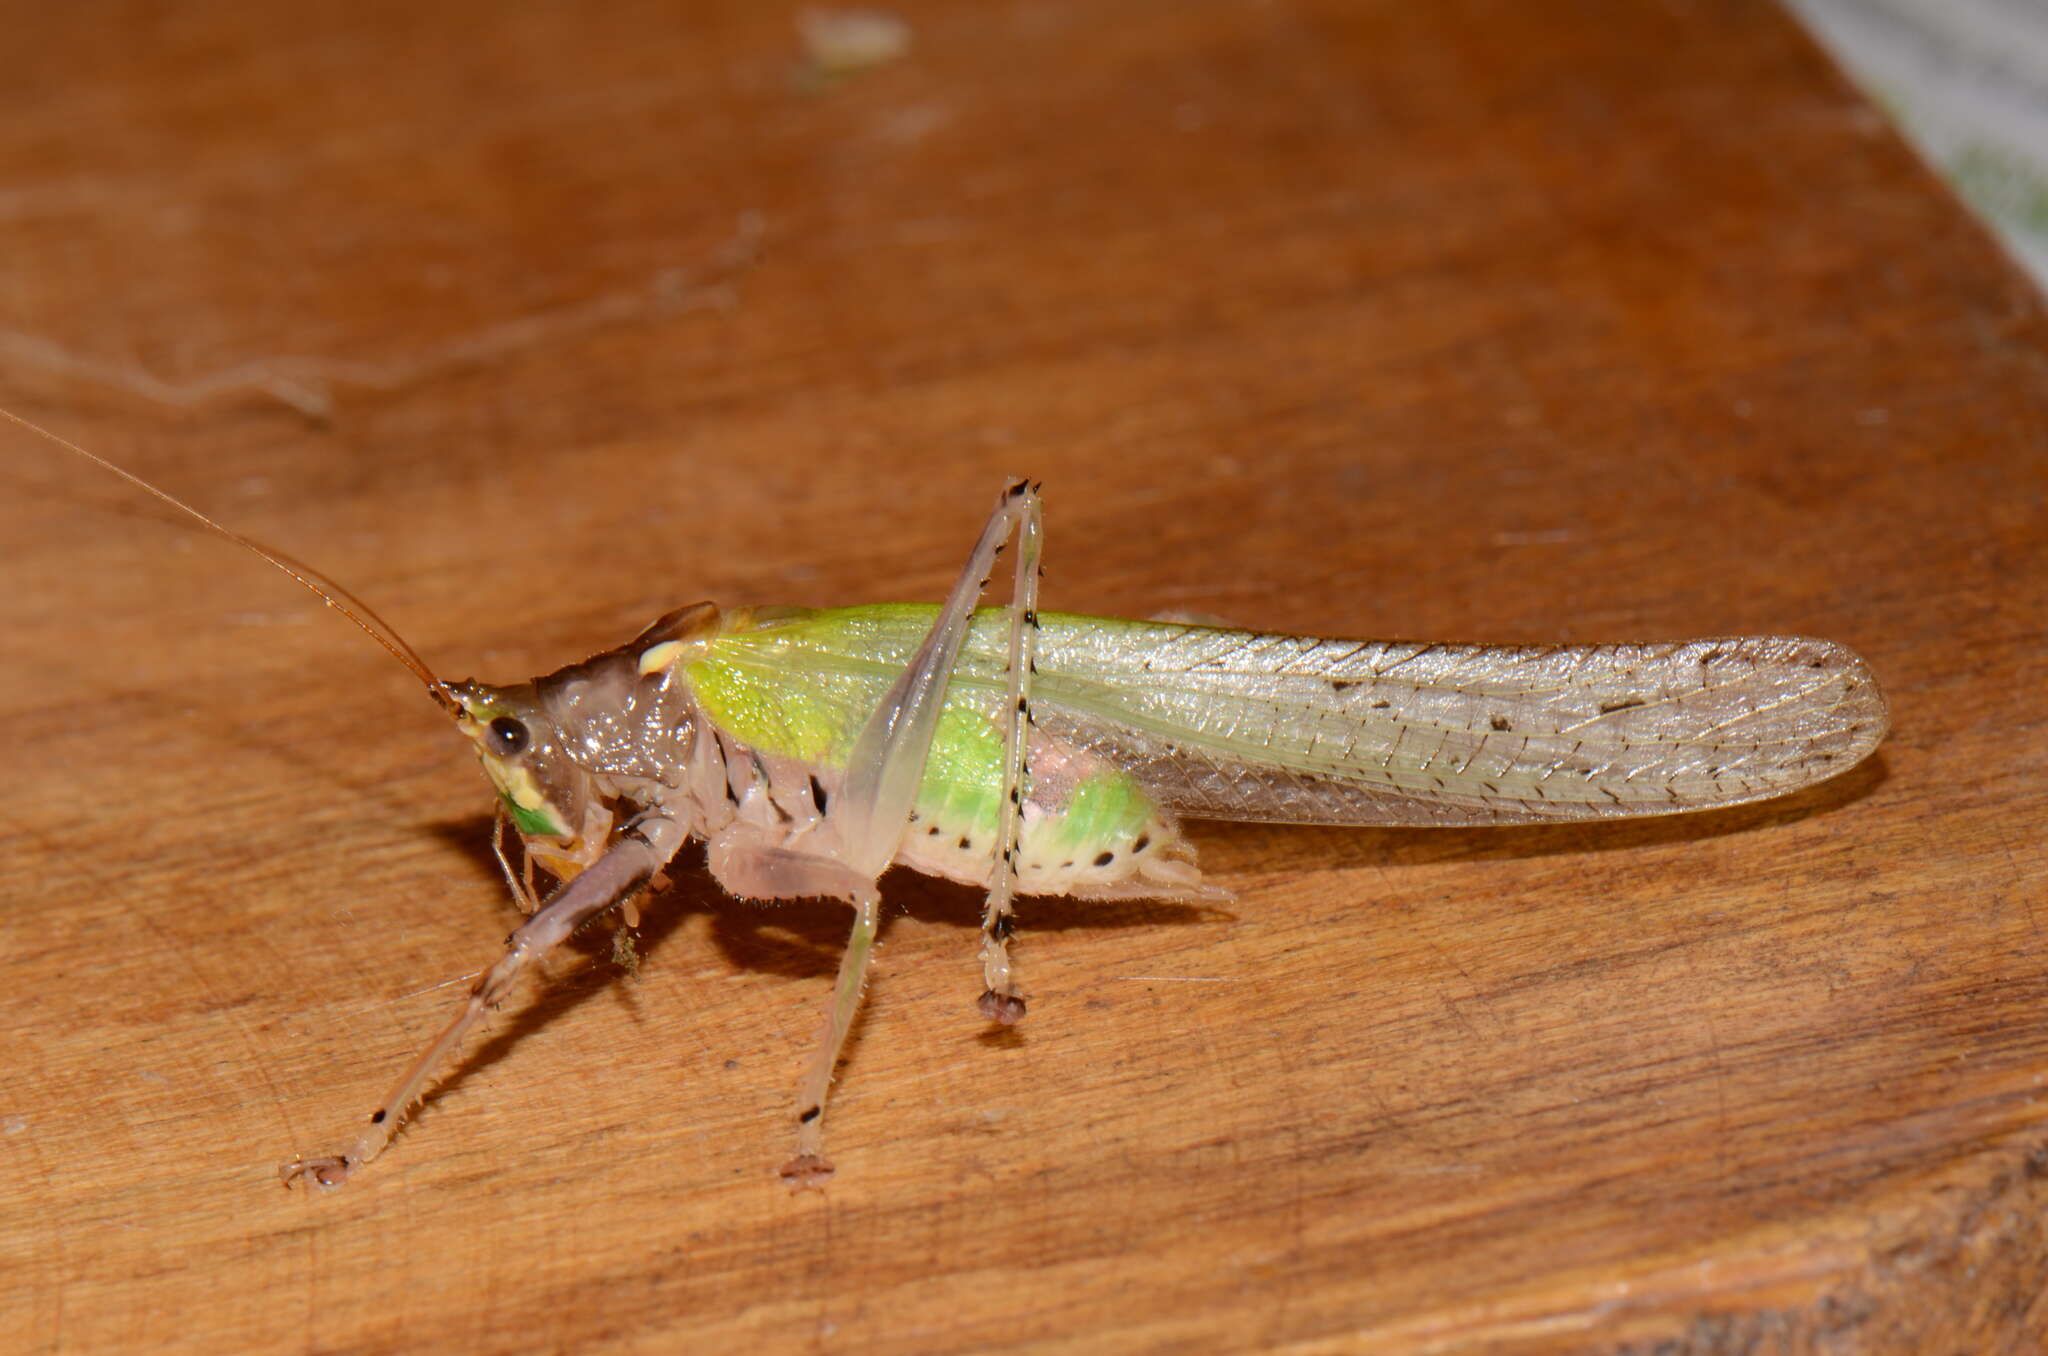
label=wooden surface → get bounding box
[4,2,2046,1351]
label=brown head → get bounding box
[445,602,725,866]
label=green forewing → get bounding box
[685,604,1886,830]
[686,607,1156,849]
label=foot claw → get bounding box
[279,1155,354,1190]
[779,1153,835,1189]
[977,988,1026,1025]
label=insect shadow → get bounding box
[1237,752,1890,874]
[426,746,1887,988]
[427,814,1227,971]
[410,752,1886,1116]
[414,812,1228,1111]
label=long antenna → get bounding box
[4,406,458,714]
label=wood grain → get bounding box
[4,1,2046,1351]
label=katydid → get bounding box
[15,410,1888,1188]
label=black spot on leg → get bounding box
[958,836,973,850]
[988,914,1016,941]
[370,1109,387,1124]
[798,1106,820,1124]
[1133,833,1151,852]
[1093,851,1115,867]
[927,824,942,835]
[809,775,829,815]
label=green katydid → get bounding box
[17,410,1888,1188]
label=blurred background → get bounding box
[1792,0,2048,285]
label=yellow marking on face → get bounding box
[493,759,551,815]
[459,716,572,838]
[491,761,573,840]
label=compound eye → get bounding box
[485,715,531,758]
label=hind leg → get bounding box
[976,481,1043,1023]
[710,480,1046,1183]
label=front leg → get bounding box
[281,811,687,1189]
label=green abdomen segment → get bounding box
[683,605,1166,890]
